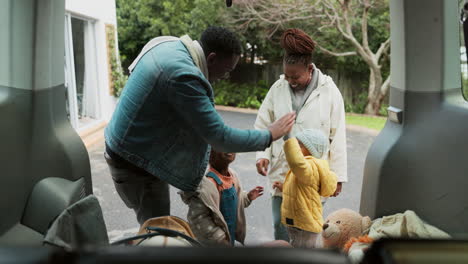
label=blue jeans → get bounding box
[271,196,289,241]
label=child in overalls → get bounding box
[273,129,337,248]
[181,149,264,246]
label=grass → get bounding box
[345,113,387,131]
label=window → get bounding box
[65,14,101,130]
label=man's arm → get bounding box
[329,83,347,196]
[169,76,271,153]
[168,75,295,153]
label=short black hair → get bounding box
[200,26,242,57]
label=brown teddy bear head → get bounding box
[321,208,372,249]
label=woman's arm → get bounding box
[254,88,276,162]
[328,83,348,183]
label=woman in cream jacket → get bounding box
[254,28,347,241]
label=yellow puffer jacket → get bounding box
[281,138,337,233]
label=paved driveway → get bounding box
[89,110,377,245]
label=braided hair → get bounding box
[280,28,315,66]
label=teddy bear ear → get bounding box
[361,216,372,232]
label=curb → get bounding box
[345,124,380,136]
[215,105,381,136]
[80,106,381,150]
[215,105,259,114]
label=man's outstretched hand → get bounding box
[268,112,296,141]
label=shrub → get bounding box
[463,77,468,100]
[345,92,368,114]
[379,103,389,117]
[213,80,269,109]
[213,79,392,117]
[106,24,128,97]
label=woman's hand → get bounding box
[248,186,264,201]
[272,181,283,192]
[256,158,270,176]
[268,112,296,141]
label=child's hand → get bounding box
[272,181,283,192]
[331,182,343,197]
[248,186,264,201]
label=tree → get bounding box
[228,0,390,115]
[116,0,225,72]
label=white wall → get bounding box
[66,0,116,24]
[66,0,118,122]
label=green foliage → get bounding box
[345,92,388,116]
[116,0,391,111]
[225,0,390,77]
[316,1,390,77]
[111,68,128,98]
[462,76,468,101]
[115,0,148,72]
[188,0,226,38]
[224,13,283,64]
[465,84,468,100]
[116,0,224,72]
[345,92,368,114]
[106,25,128,97]
[213,80,269,109]
[223,0,390,114]
[379,103,389,117]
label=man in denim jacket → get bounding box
[104,27,296,224]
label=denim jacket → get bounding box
[105,40,271,191]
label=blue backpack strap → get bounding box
[206,171,223,186]
[219,185,238,245]
[206,170,238,245]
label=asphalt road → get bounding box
[89,110,376,245]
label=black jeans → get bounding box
[104,151,170,225]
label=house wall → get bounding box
[65,0,118,122]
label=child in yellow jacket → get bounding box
[273,129,337,248]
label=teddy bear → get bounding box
[321,209,452,263]
[321,208,372,251]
